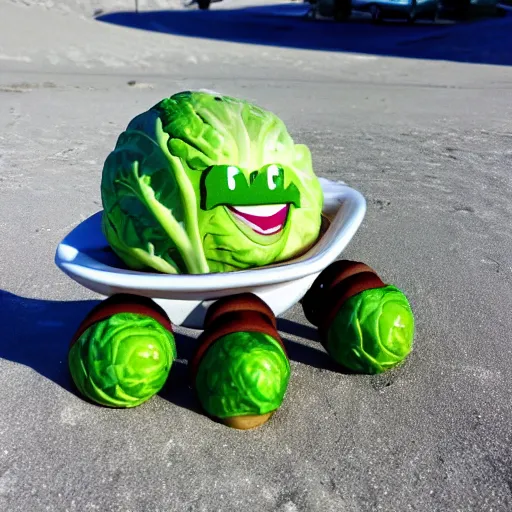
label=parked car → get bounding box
[437,0,499,19]
[308,0,439,22]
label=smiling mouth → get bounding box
[228,204,289,235]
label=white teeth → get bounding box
[231,204,287,217]
[230,211,283,235]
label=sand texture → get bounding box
[1,1,512,510]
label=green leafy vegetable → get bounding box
[68,312,176,407]
[326,285,415,374]
[195,332,290,419]
[101,91,323,274]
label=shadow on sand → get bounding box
[96,3,512,66]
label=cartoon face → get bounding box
[193,161,312,272]
[101,91,324,274]
[200,163,301,236]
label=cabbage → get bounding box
[326,285,415,374]
[194,331,290,419]
[68,312,176,408]
[101,91,323,274]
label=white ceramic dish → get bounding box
[55,178,366,329]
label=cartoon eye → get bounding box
[227,166,240,191]
[267,164,280,191]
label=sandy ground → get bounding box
[1,1,512,511]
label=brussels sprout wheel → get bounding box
[68,294,177,408]
[190,294,290,430]
[302,260,415,374]
[326,285,414,374]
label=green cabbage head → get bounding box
[101,90,324,274]
[195,331,290,419]
[326,285,415,374]
[68,312,176,407]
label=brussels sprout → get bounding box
[326,285,414,374]
[69,312,176,407]
[195,332,290,419]
[101,91,323,274]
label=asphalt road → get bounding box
[1,3,512,511]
